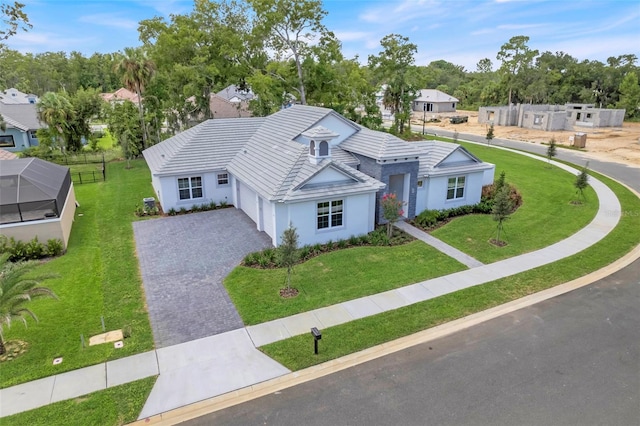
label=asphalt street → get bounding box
[183,133,640,426]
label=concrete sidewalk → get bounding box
[0,151,623,420]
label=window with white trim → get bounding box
[178,176,203,200]
[447,176,465,200]
[317,200,343,229]
[217,173,229,185]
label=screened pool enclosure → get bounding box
[0,158,72,224]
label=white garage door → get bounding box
[238,181,258,224]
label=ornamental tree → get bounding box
[574,162,590,202]
[381,193,404,238]
[277,223,299,294]
[547,137,557,165]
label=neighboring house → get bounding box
[412,89,459,113]
[100,87,141,104]
[209,84,253,119]
[0,88,38,105]
[479,103,626,130]
[0,103,44,152]
[143,105,494,247]
[0,158,77,248]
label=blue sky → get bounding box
[6,0,640,70]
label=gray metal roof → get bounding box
[0,103,44,131]
[339,127,424,161]
[143,117,266,176]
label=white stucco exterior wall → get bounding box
[155,170,233,211]
[266,192,376,247]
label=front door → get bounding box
[388,174,407,218]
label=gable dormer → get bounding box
[302,126,339,165]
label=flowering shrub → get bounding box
[381,193,404,237]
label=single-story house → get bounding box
[0,88,38,104]
[143,105,494,246]
[412,89,459,113]
[0,102,44,152]
[0,158,77,248]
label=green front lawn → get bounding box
[0,160,154,388]
[429,143,597,263]
[261,171,640,370]
[3,376,156,426]
[226,241,467,325]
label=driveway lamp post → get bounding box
[422,103,427,135]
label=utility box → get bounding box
[573,132,587,148]
[143,197,155,209]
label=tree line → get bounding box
[1,0,639,155]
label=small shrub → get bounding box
[46,239,64,256]
[416,209,439,228]
[369,228,390,246]
[168,208,177,216]
[191,204,201,212]
[24,237,44,259]
[298,246,311,260]
[348,235,360,246]
[312,243,322,254]
[209,201,217,210]
[337,239,348,249]
[179,207,187,215]
[134,205,145,216]
[219,200,228,208]
[242,252,258,266]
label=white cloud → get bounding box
[9,31,98,53]
[78,13,138,29]
[497,23,546,30]
[333,31,371,42]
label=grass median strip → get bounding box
[260,172,639,371]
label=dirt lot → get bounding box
[412,110,640,167]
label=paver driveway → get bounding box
[133,208,272,348]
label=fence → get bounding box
[49,153,107,185]
[70,168,105,184]
[51,152,106,165]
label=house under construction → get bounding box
[478,103,625,131]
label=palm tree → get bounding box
[115,47,156,149]
[0,254,58,355]
[37,92,74,152]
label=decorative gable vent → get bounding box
[302,125,339,165]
